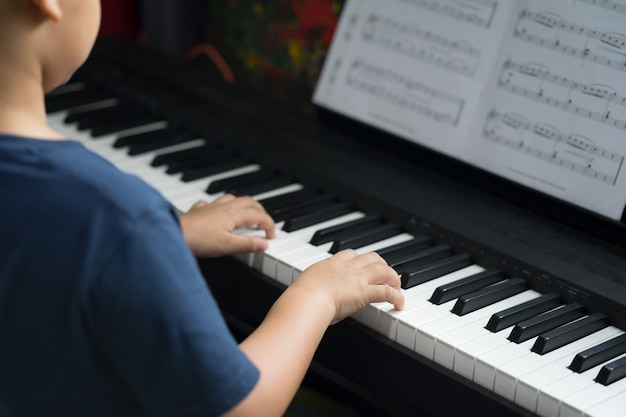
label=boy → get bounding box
[0,1,405,416]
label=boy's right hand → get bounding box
[291,249,405,325]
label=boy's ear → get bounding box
[29,0,63,22]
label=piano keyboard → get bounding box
[45,74,626,417]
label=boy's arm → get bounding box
[225,250,404,417]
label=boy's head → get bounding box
[0,0,101,92]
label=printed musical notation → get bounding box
[396,0,498,28]
[345,60,465,126]
[498,60,626,131]
[483,110,624,185]
[315,0,626,219]
[577,0,626,15]
[514,10,626,72]
[362,14,481,77]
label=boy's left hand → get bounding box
[179,194,275,258]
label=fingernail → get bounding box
[257,239,269,251]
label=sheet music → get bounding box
[314,0,626,220]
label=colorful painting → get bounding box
[203,0,345,113]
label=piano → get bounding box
[45,35,626,417]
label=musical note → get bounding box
[498,60,626,131]
[515,10,626,73]
[484,110,624,185]
[361,14,481,77]
[346,59,465,126]
[396,0,498,28]
[576,0,626,15]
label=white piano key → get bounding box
[90,120,169,144]
[515,326,622,412]
[358,300,391,328]
[473,338,537,390]
[252,183,304,201]
[536,351,626,417]
[290,252,332,282]
[431,290,540,369]
[561,378,626,417]
[494,325,621,402]
[274,244,332,285]
[395,299,457,350]
[261,214,365,271]
[354,233,415,254]
[453,327,514,380]
[256,212,365,275]
[369,280,449,336]
[584,389,626,417]
[583,389,626,417]
[377,265,485,340]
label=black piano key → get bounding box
[45,80,85,98]
[329,223,404,254]
[181,157,252,182]
[115,126,199,151]
[228,175,295,196]
[116,126,174,148]
[390,244,451,271]
[151,142,221,167]
[206,169,277,194]
[569,333,626,373]
[128,134,205,156]
[508,303,585,344]
[451,277,527,316]
[45,87,112,113]
[66,103,160,137]
[91,114,161,137]
[375,236,432,263]
[168,149,241,174]
[430,269,504,305]
[595,355,626,385]
[531,313,608,355]
[309,215,383,246]
[282,202,355,233]
[258,188,321,212]
[400,253,473,289]
[270,194,339,223]
[485,292,562,332]
[65,103,129,127]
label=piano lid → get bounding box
[313,0,626,248]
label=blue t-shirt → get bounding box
[0,134,259,417]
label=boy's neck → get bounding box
[0,59,65,141]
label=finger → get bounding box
[330,248,359,260]
[255,214,276,239]
[357,251,388,267]
[373,284,404,311]
[352,256,402,289]
[227,235,270,253]
[234,203,276,239]
[214,193,237,204]
[189,200,209,209]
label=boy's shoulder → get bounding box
[0,133,171,223]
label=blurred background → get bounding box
[99,0,345,114]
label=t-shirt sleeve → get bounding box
[88,207,259,417]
